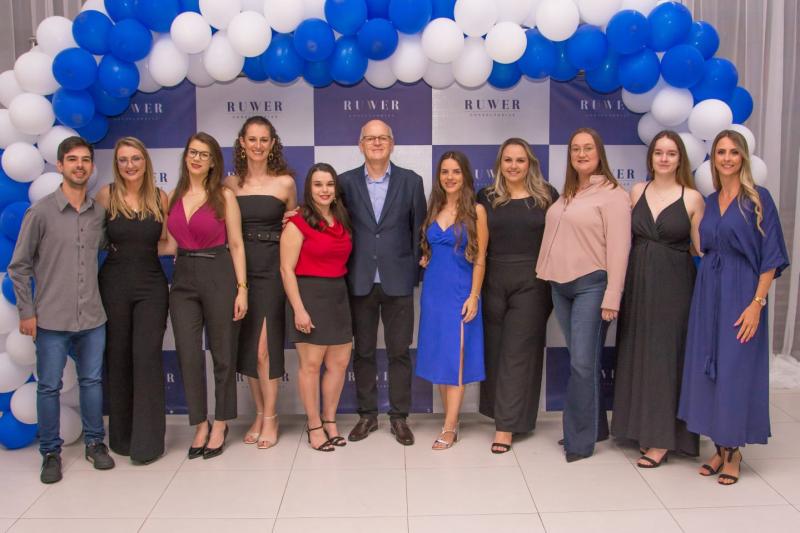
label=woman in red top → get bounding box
[280,163,353,452]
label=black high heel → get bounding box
[203,424,229,460]
[188,422,210,460]
[321,419,346,447]
[718,447,741,486]
[699,445,723,476]
[306,424,335,452]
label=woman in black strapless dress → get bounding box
[96,137,169,464]
[226,116,296,449]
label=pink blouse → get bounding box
[167,199,227,250]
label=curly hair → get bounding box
[233,116,293,186]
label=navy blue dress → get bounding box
[678,186,789,447]
[416,222,485,386]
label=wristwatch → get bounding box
[753,296,767,306]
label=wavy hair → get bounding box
[233,116,293,187]
[301,162,351,232]
[169,132,226,219]
[646,130,696,189]
[485,138,553,209]
[563,127,619,202]
[710,129,764,235]
[108,136,163,222]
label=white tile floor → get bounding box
[3,391,800,532]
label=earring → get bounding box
[268,151,274,162]
[239,147,247,160]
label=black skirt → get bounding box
[287,276,353,345]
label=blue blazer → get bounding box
[339,162,427,297]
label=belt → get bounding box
[177,245,228,258]
[704,253,723,382]
[244,230,281,242]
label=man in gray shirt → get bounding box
[8,136,115,484]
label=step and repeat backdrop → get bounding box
[91,76,647,416]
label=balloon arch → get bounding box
[0,0,763,449]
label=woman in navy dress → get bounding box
[678,129,789,485]
[416,151,488,450]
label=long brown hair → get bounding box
[169,132,226,219]
[233,116,292,187]
[301,162,351,232]
[710,129,764,235]
[486,137,553,209]
[646,130,696,189]
[563,127,619,201]
[421,151,479,263]
[108,136,163,222]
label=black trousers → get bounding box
[100,261,168,462]
[169,247,239,425]
[350,284,414,418]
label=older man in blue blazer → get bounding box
[340,119,427,445]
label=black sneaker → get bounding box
[40,452,62,484]
[85,442,116,470]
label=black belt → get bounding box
[244,231,281,242]
[177,245,228,258]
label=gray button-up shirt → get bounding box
[8,186,107,332]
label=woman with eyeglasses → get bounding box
[166,132,248,460]
[224,116,296,449]
[95,137,169,464]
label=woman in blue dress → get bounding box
[678,130,789,485]
[417,151,488,450]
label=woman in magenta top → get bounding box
[165,132,247,460]
[280,163,353,452]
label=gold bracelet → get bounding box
[237,282,248,289]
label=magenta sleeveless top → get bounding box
[167,198,227,250]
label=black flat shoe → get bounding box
[566,452,591,463]
[188,422,211,460]
[203,425,229,460]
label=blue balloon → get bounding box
[329,36,368,86]
[357,18,399,60]
[366,0,390,18]
[0,201,30,241]
[98,55,140,98]
[619,48,660,94]
[389,0,432,34]
[2,273,15,305]
[488,62,521,89]
[179,0,200,13]
[262,34,305,84]
[135,0,180,32]
[293,19,336,62]
[660,44,704,88]
[431,0,455,19]
[104,0,136,22]
[0,412,38,450]
[52,88,96,129]
[565,25,607,71]
[325,0,368,36]
[690,57,738,102]
[76,113,109,143]
[0,237,15,271]
[72,9,113,55]
[518,29,556,79]
[109,18,153,62]
[727,86,753,123]
[606,10,650,55]
[550,42,578,82]
[303,59,334,88]
[585,51,621,94]
[647,1,692,51]
[684,21,719,60]
[0,390,12,411]
[0,171,30,210]
[88,82,130,116]
[52,48,98,91]
[243,55,269,81]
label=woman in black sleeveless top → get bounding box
[96,137,169,464]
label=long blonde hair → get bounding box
[563,127,619,202]
[108,137,163,222]
[485,138,554,209]
[710,129,764,235]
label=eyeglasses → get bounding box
[187,148,211,161]
[570,145,595,155]
[361,135,393,145]
[116,155,144,166]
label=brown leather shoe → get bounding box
[348,416,378,442]
[390,418,415,446]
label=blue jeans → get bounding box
[36,325,106,455]
[551,270,610,457]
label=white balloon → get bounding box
[454,0,498,37]
[522,0,542,27]
[5,329,36,368]
[750,155,767,186]
[10,382,37,424]
[704,138,714,156]
[0,70,23,108]
[424,61,455,89]
[0,352,32,393]
[621,76,666,114]
[496,0,534,24]
[264,0,305,33]
[81,0,108,15]
[62,357,77,393]
[536,0,580,41]
[679,132,707,171]
[203,32,245,83]
[637,112,664,145]
[729,124,756,154]
[136,59,163,93]
[60,385,80,408]
[0,110,37,149]
[200,0,241,30]
[228,11,272,57]
[29,172,64,203]
[2,142,45,183]
[650,86,693,127]
[485,22,527,64]
[36,16,77,57]
[241,0,265,11]
[688,99,733,141]
[453,37,493,88]
[672,119,690,133]
[421,18,465,64]
[621,0,657,16]
[187,53,216,87]
[303,0,326,19]
[8,93,55,136]
[365,59,397,89]
[693,160,714,196]
[148,37,189,88]
[14,51,59,96]
[390,35,429,84]
[36,125,78,165]
[60,405,83,445]
[577,0,622,26]
[171,12,213,55]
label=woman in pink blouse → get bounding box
[536,127,631,462]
